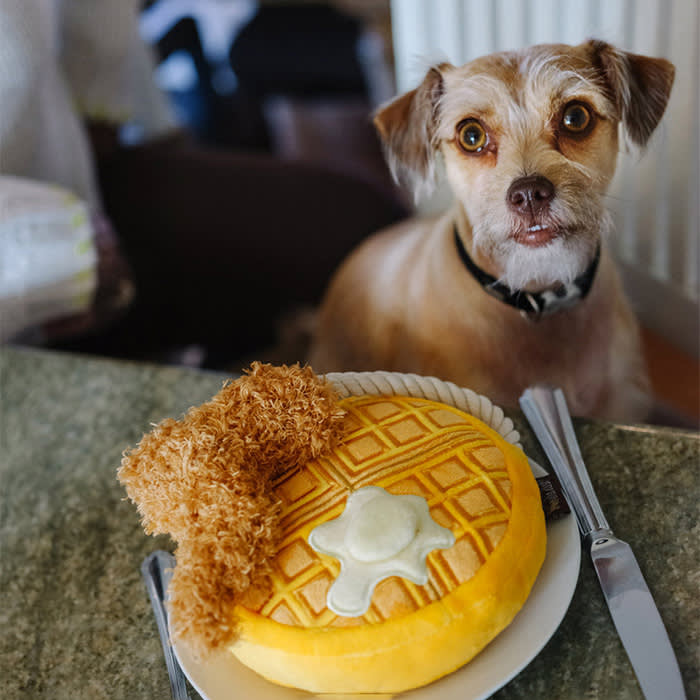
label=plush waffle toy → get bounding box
[119,364,546,694]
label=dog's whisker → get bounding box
[600,193,633,203]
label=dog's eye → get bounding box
[457,120,488,152]
[562,103,592,133]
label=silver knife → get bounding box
[519,386,686,700]
[141,551,192,700]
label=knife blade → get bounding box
[520,386,686,700]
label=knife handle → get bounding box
[519,386,609,537]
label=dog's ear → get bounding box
[585,39,675,147]
[374,63,452,199]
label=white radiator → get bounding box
[390,0,699,355]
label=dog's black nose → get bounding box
[507,175,555,215]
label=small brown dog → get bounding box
[308,40,674,421]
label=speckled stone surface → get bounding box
[1,347,697,700]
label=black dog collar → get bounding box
[453,227,600,320]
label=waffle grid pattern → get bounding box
[239,396,514,629]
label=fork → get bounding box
[141,551,192,700]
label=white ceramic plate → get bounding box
[172,488,581,700]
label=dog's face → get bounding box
[375,41,674,291]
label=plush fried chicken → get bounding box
[118,362,345,656]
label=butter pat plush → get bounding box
[229,395,546,694]
[309,486,455,616]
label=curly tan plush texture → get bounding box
[118,363,346,657]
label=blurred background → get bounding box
[0,0,697,426]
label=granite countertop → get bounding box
[1,346,697,699]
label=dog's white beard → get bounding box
[473,210,611,292]
[497,237,591,291]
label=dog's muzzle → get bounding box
[507,175,559,247]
